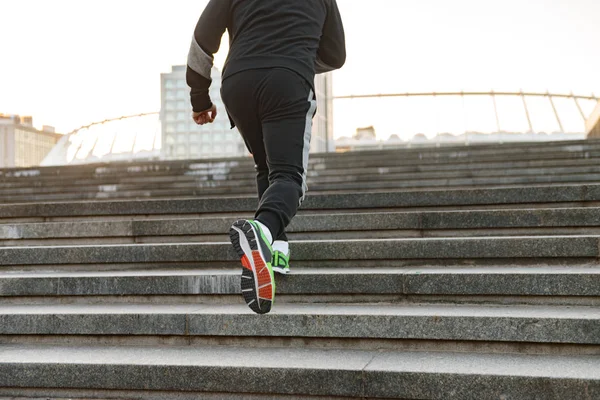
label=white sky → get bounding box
[1,0,599,139]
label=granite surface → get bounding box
[2,184,600,218]
[0,236,596,266]
[0,303,598,344]
[0,267,598,297]
[0,345,597,399]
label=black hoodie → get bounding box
[186,0,346,112]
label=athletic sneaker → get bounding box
[229,220,276,315]
[272,250,290,275]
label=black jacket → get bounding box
[186,0,346,112]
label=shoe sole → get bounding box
[229,220,275,315]
[272,267,289,275]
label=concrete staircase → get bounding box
[0,140,599,399]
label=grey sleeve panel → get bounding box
[186,0,229,111]
[315,56,336,74]
[187,0,229,79]
[188,37,214,79]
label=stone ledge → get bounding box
[0,268,598,297]
[3,174,600,204]
[0,345,597,399]
[3,164,600,193]
[0,236,596,265]
[3,208,600,241]
[2,157,600,191]
[1,303,598,344]
[0,184,598,218]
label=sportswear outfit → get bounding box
[187,0,346,314]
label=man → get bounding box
[187,0,346,315]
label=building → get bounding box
[0,114,61,168]
[161,65,335,160]
[160,66,245,160]
[312,72,335,153]
[355,126,377,140]
[586,101,600,138]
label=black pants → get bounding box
[221,68,316,242]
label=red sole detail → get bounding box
[241,255,253,272]
[252,251,265,270]
[258,268,272,285]
[259,285,273,300]
[252,251,273,299]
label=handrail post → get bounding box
[547,92,565,133]
[572,92,587,121]
[491,90,501,133]
[521,90,534,133]
[461,91,468,136]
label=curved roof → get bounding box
[42,114,161,166]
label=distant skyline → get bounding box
[1,0,599,139]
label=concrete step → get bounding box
[309,156,600,177]
[0,236,597,267]
[0,389,372,400]
[319,140,600,157]
[4,165,600,195]
[0,181,597,208]
[308,149,600,170]
[2,156,600,190]
[2,140,600,184]
[307,151,600,175]
[203,156,600,177]
[2,208,600,246]
[4,156,600,191]
[331,139,599,156]
[0,303,598,345]
[2,174,600,204]
[4,155,600,191]
[0,266,600,297]
[0,344,597,399]
[0,187,588,206]
[309,173,600,192]
[1,267,597,302]
[1,184,599,222]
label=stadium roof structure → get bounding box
[40,91,600,166]
[41,113,160,167]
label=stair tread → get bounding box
[0,302,598,318]
[1,265,599,278]
[0,344,597,379]
[0,234,598,249]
